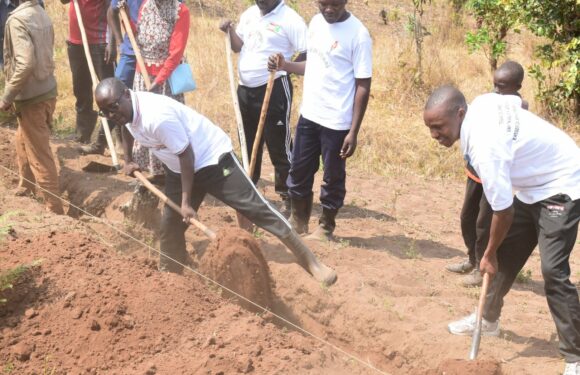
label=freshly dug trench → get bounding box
[199,228,273,312]
[424,358,502,375]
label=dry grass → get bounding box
[45,0,577,180]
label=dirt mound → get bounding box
[0,230,350,374]
[424,359,502,375]
[199,228,273,312]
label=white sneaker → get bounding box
[563,362,579,375]
[448,312,500,337]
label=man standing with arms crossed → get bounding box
[220,0,308,216]
[0,0,63,214]
[269,0,372,241]
[424,86,580,375]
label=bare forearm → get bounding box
[121,126,134,163]
[484,206,514,258]
[178,145,195,206]
[283,61,306,75]
[109,6,123,46]
[350,78,371,136]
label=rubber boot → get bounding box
[280,231,337,287]
[281,195,291,219]
[75,110,98,144]
[306,208,338,242]
[289,194,312,234]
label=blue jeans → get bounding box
[287,116,348,210]
[115,53,137,89]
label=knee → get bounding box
[541,263,569,288]
[160,209,183,239]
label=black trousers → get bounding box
[460,177,493,266]
[67,42,114,143]
[483,195,580,362]
[159,152,291,273]
[287,116,348,210]
[237,75,293,199]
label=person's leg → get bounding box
[16,99,63,214]
[237,84,263,183]
[449,177,480,273]
[14,120,36,194]
[200,152,335,285]
[287,116,321,233]
[483,198,538,322]
[264,76,293,214]
[159,166,206,273]
[308,126,348,240]
[67,42,97,143]
[90,43,115,81]
[537,195,580,363]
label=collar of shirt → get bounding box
[262,0,284,18]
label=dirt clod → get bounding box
[12,342,34,361]
[199,229,273,312]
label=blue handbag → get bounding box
[168,62,197,95]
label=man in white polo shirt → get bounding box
[94,77,337,287]
[424,85,580,374]
[220,0,307,216]
[268,0,372,241]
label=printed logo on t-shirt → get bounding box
[246,30,264,51]
[266,22,282,34]
[330,41,339,51]
[497,101,521,141]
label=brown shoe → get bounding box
[445,259,474,274]
[461,269,483,287]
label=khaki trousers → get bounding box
[15,98,63,214]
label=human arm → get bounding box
[151,4,190,89]
[121,125,140,176]
[177,144,198,222]
[267,53,306,75]
[108,3,123,49]
[479,206,514,276]
[219,20,243,53]
[1,19,35,106]
[341,77,371,158]
[105,6,117,64]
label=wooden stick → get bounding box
[133,171,217,240]
[225,31,249,170]
[248,58,278,177]
[469,273,491,360]
[71,0,120,170]
[119,7,152,90]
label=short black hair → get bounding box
[496,61,525,85]
[95,77,128,101]
[424,85,467,114]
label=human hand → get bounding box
[479,253,498,278]
[0,100,11,112]
[340,132,357,159]
[105,43,117,65]
[267,53,285,72]
[219,19,234,33]
[122,161,141,177]
[180,204,198,224]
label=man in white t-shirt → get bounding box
[94,78,337,287]
[219,0,307,216]
[424,85,580,374]
[268,0,372,241]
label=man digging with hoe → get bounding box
[95,77,337,287]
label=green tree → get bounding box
[514,0,579,118]
[464,0,519,71]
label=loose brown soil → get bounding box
[424,359,503,375]
[1,126,578,375]
[199,228,274,312]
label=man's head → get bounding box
[423,85,467,148]
[493,61,524,96]
[255,0,281,15]
[95,78,132,126]
[318,0,348,24]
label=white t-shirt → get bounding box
[126,91,233,174]
[300,13,372,131]
[460,93,580,210]
[236,1,307,88]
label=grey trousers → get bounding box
[483,194,580,363]
[159,152,291,273]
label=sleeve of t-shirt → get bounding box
[235,11,247,41]
[287,14,307,53]
[477,160,514,211]
[352,28,372,79]
[153,115,189,156]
